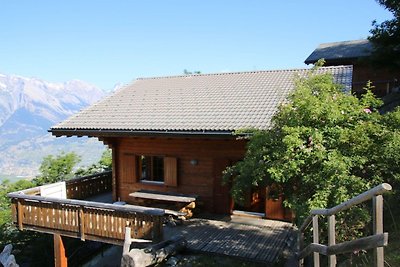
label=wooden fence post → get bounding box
[373,195,384,267]
[328,215,336,267]
[123,226,132,255]
[79,207,85,241]
[152,215,163,243]
[17,199,24,230]
[54,234,67,267]
[298,231,304,267]
[312,215,320,267]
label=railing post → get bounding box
[373,195,384,267]
[298,231,304,267]
[312,215,320,267]
[328,215,336,267]
[17,199,24,230]
[79,207,85,241]
[152,215,163,243]
[123,225,132,255]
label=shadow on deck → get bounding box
[87,192,295,264]
[164,216,295,264]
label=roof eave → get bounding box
[304,54,371,65]
[49,128,236,138]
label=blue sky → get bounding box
[0,1,393,91]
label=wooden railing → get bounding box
[7,172,164,245]
[298,183,392,267]
[66,171,112,200]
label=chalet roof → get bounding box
[305,39,373,65]
[50,66,353,137]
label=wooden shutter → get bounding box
[164,157,177,187]
[121,153,138,184]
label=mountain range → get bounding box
[0,73,108,179]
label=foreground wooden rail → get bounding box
[298,183,392,267]
[7,172,164,246]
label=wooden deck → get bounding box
[7,172,164,245]
[164,217,294,264]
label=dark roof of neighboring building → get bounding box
[50,66,353,137]
[305,39,373,65]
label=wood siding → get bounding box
[121,153,138,184]
[164,157,178,187]
[322,60,399,98]
[106,137,246,213]
[352,64,399,97]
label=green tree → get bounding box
[224,66,400,240]
[0,179,37,249]
[74,149,112,176]
[33,152,80,185]
[369,0,400,68]
[99,149,112,168]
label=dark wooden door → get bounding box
[265,186,286,220]
[213,159,233,214]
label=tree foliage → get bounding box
[369,0,400,68]
[224,67,400,240]
[74,149,112,176]
[33,152,81,185]
[0,149,112,264]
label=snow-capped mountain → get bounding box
[0,74,108,178]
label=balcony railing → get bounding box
[7,171,164,245]
[66,171,112,200]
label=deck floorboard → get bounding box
[164,217,294,264]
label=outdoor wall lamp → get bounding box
[190,159,198,166]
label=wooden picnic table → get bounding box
[129,190,198,218]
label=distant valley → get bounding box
[0,73,109,179]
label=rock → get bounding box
[121,249,154,267]
[121,236,187,267]
[166,256,179,266]
[0,245,12,265]
[4,255,18,267]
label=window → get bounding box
[121,153,177,186]
[139,155,164,182]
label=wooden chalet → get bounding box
[305,39,400,98]
[8,66,352,266]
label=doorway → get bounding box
[233,187,266,217]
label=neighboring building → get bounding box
[305,39,400,97]
[49,66,352,220]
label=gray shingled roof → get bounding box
[50,66,353,136]
[305,39,373,64]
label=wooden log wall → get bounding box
[352,64,399,97]
[108,137,246,213]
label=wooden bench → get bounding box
[129,191,196,203]
[129,190,198,218]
